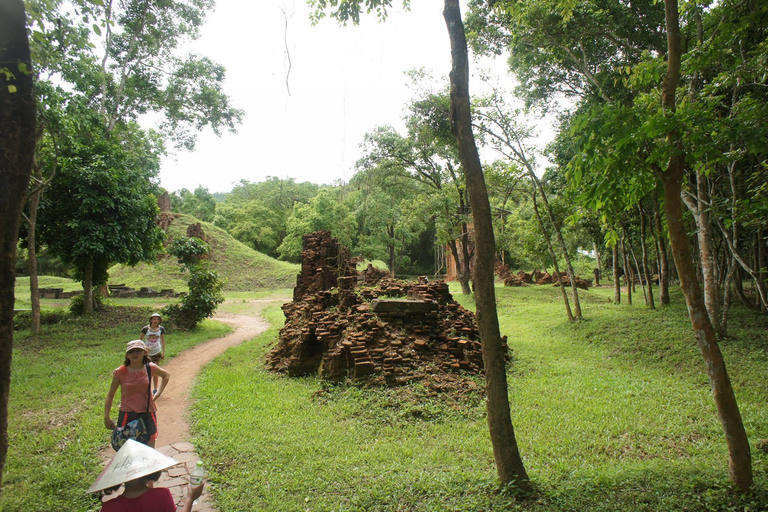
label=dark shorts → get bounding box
[117,410,158,442]
[149,354,163,363]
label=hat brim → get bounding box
[87,440,179,493]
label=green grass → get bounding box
[188,284,767,511]
[2,307,231,512]
[108,213,300,292]
[3,283,767,511]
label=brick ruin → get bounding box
[495,261,592,289]
[265,231,506,390]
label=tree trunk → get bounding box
[628,234,648,305]
[83,257,94,314]
[638,204,655,309]
[533,189,574,321]
[593,240,602,276]
[449,239,471,295]
[613,244,621,304]
[758,227,767,314]
[531,172,582,318]
[654,208,671,305]
[662,0,752,490]
[26,177,42,333]
[695,171,723,334]
[443,0,530,489]
[593,241,601,286]
[0,0,36,486]
[388,225,396,278]
[621,234,633,305]
[460,221,473,293]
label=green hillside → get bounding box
[108,213,299,292]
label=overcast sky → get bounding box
[157,1,533,194]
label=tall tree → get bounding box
[27,0,243,314]
[474,89,583,319]
[349,162,426,276]
[358,120,473,294]
[38,118,165,311]
[442,0,530,487]
[0,0,35,487]
[310,0,531,489]
[660,0,752,490]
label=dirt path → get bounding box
[101,299,286,510]
[157,309,272,445]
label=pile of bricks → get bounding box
[495,262,592,289]
[266,231,507,388]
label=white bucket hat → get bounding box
[87,439,179,493]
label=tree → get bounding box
[350,154,427,276]
[0,0,35,487]
[278,188,357,261]
[474,88,583,319]
[213,177,320,258]
[26,0,243,316]
[311,0,531,489]
[170,186,217,222]
[358,88,474,295]
[162,236,224,330]
[38,117,164,312]
[659,0,752,490]
[443,0,530,487]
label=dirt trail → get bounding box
[157,308,273,444]
[100,299,286,510]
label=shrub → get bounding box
[69,290,105,315]
[162,236,224,330]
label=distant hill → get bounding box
[108,213,299,292]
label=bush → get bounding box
[162,236,224,330]
[68,290,105,315]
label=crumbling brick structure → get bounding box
[266,231,505,388]
[495,261,592,289]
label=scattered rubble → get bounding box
[266,231,507,391]
[494,262,592,289]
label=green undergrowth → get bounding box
[189,285,767,512]
[1,307,231,512]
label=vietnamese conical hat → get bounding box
[87,440,179,493]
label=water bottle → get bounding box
[190,461,205,485]
[190,461,205,504]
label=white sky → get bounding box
[157,1,546,194]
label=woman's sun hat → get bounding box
[149,312,162,322]
[87,439,179,493]
[126,339,148,353]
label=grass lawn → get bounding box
[2,306,231,512]
[2,283,766,511]
[189,284,767,511]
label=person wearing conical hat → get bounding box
[88,439,204,511]
[105,340,170,448]
[140,313,167,394]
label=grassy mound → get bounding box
[108,213,299,292]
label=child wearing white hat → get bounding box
[140,313,166,394]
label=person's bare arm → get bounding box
[104,374,120,429]
[178,483,204,512]
[152,366,170,400]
